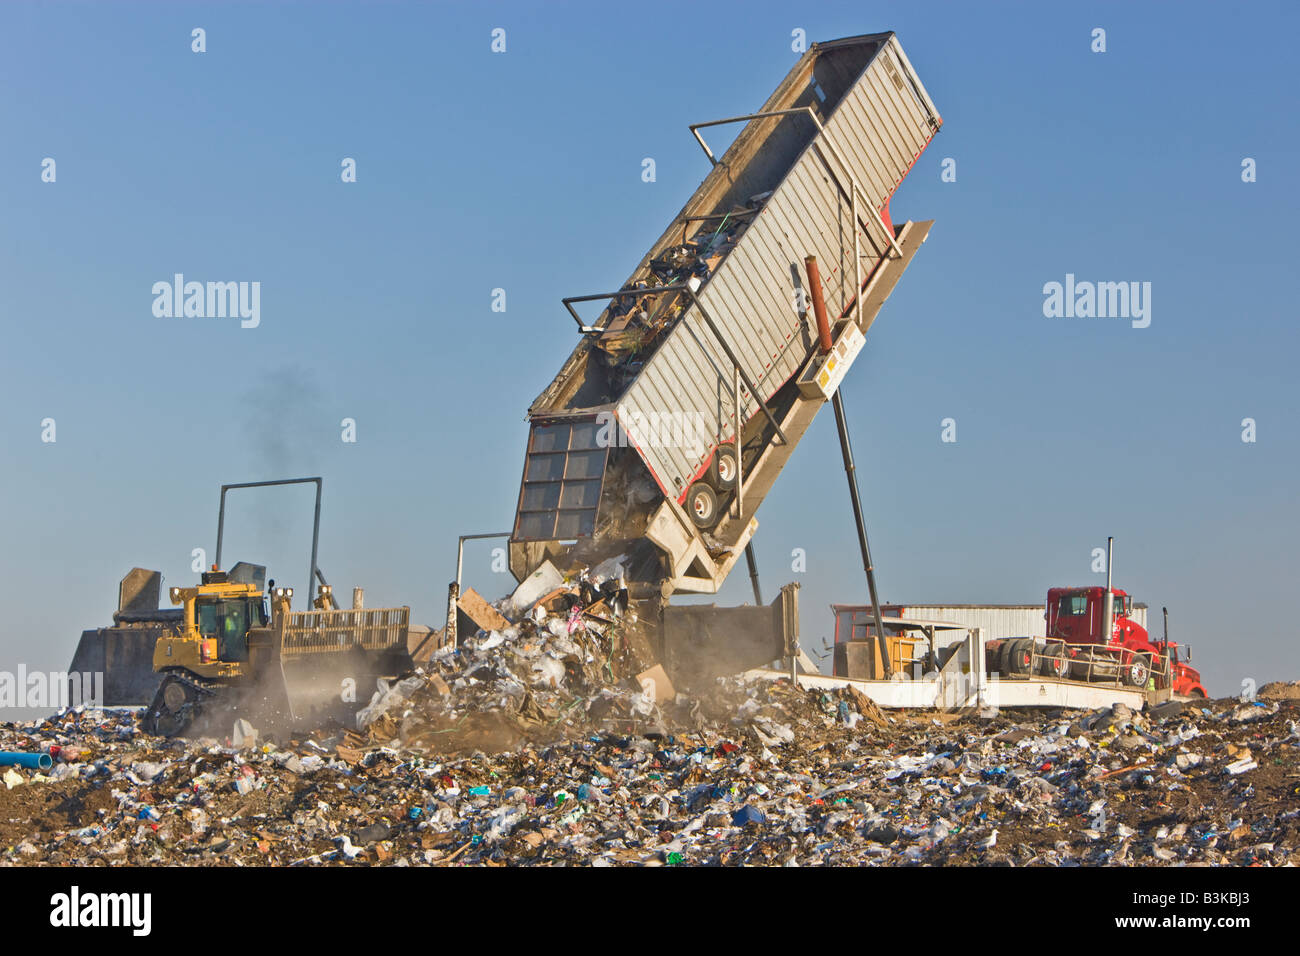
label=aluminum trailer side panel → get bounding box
[618,34,940,500]
[527,35,896,418]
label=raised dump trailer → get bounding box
[510,32,941,596]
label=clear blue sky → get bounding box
[2,1,1296,703]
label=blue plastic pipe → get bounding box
[0,752,53,770]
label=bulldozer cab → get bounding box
[195,593,267,663]
[142,478,418,737]
[153,569,272,679]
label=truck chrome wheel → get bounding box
[1123,653,1151,687]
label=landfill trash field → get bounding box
[4,586,1298,867]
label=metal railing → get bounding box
[281,606,410,658]
[1025,640,1172,690]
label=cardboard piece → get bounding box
[636,664,676,704]
[582,599,614,623]
[846,685,889,726]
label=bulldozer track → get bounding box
[163,669,220,697]
[141,669,220,737]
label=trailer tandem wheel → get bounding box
[710,443,739,491]
[686,482,720,529]
[1006,638,1033,675]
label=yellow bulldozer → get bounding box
[137,477,415,737]
[142,566,412,736]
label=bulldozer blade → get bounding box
[278,646,413,727]
[274,604,414,728]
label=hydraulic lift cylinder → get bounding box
[805,254,891,678]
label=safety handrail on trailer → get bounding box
[562,284,689,333]
[1026,640,1172,690]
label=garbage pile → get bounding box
[3,670,1298,866]
[407,554,668,753]
[6,569,1300,867]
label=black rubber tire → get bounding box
[1041,641,1070,678]
[992,641,1011,676]
[1122,652,1151,687]
[686,481,720,529]
[1006,638,1033,676]
[710,444,740,491]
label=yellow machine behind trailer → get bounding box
[142,567,411,736]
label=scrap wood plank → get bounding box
[846,685,889,726]
[1099,758,1150,779]
[458,586,510,633]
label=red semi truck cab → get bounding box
[1046,587,1206,698]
